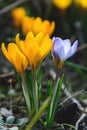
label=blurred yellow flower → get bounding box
[32,17,55,36]
[16,31,52,71]
[75,0,87,9]
[22,17,55,36]
[53,0,72,10]
[1,43,28,75]
[22,16,35,35]
[11,7,26,28]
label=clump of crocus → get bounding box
[1,31,52,123]
[53,0,72,10]
[22,16,55,36]
[16,31,52,71]
[1,32,79,129]
[51,37,78,69]
[1,42,28,75]
[11,7,26,28]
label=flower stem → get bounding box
[55,68,60,82]
[47,69,63,125]
[33,70,39,113]
[21,74,31,116]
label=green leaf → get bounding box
[65,61,87,80]
[24,70,34,107]
[47,74,64,126]
[25,97,51,130]
[47,80,53,97]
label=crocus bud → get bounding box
[51,37,78,69]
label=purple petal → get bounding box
[64,40,78,60]
[71,40,78,55]
[52,37,63,58]
[62,39,71,55]
[57,46,66,60]
[52,37,63,50]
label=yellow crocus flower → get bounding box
[53,0,72,10]
[11,7,26,28]
[16,31,52,71]
[22,16,55,36]
[1,43,28,75]
[75,0,87,9]
[32,17,55,36]
[80,0,87,9]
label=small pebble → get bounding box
[6,115,15,124]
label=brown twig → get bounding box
[77,44,87,52]
[0,0,28,15]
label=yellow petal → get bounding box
[42,20,50,34]
[32,50,42,70]
[8,43,17,60]
[33,35,52,69]
[15,33,20,44]
[32,17,42,35]
[25,31,34,43]
[24,37,40,67]
[49,21,55,36]
[35,32,44,46]
[16,33,26,54]
[15,50,28,74]
[40,35,52,59]
[24,32,44,70]
[7,44,21,72]
[1,43,12,63]
[16,33,24,47]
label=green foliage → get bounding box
[24,69,34,107]
[65,61,87,80]
[46,74,64,126]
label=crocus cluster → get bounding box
[1,32,53,129]
[11,8,55,36]
[1,31,78,130]
[1,32,78,74]
[1,31,52,74]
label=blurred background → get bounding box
[0,0,87,91]
[0,1,87,129]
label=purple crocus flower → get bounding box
[51,37,78,69]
